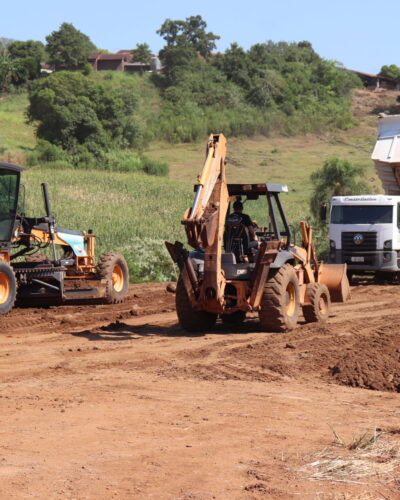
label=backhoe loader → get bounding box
[166,134,350,332]
[0,162,129,315]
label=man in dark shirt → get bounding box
[227,200,258,242]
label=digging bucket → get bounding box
[318,263,350,303]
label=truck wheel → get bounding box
[176,276,217,332]
[259,264,300,332]
[97,252,129,304]
[0,261,17,315]
[221,311,246,325]
[302,282,331,323]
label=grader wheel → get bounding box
[302,282,331,323]
[97,252,129,304]
[176,276,217,332]
[259,263,300,332]
[0,261,17,315]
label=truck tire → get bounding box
[97,252,129,304]
[259,264,300,332]
[302,282,330,323]
[176,276,217,332]
[0,261,17,315]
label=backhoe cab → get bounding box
[0,161,129,315]
[166,134,350,332]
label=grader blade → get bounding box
[318,263,350,303]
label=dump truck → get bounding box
[166,134,349,332]
[327,115,400,277]
[0,162,129,314]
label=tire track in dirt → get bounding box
[1,281,399,393]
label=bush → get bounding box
[140,157,169,176]
[100,151,168,176]
[27,140,72,166]
[27,146,169,176]
[120,237,177,283]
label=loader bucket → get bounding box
[318,263,350,303]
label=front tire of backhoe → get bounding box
[302,282,330,323]
[176,277,217,332]
[0,261,17,315]
[97,252,129,304]
[259,264,300,332]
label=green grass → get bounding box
[0,94,35,154]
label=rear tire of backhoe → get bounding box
[97,252,129,304]
[176,277,217,332]
[302,282,330,323]
[259,264,300,332]
[0,261,17,315]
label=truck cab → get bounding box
[328,195,400,272]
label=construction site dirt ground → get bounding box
[0,281,399,499]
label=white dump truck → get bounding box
[328,115,400,275]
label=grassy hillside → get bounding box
[0,87,398,281]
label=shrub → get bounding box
[27,140,71,166]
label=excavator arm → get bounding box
[167,134,229,310]
[182,134,228,249]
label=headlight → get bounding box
[383,252,392,262]
[384,239,392,250]
[329,240,336,249]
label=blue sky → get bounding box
[2,0,399,74]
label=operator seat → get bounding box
[224,214,249,263]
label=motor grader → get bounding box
[0,162,129,315]
[166,134,350,332]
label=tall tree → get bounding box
[157,15,219,83]
[45,23,96,70]
[157,15,219,58]
[131,43,152,64]
[7,40,46,83]
[379,64,400,82]
[0,47,21,92]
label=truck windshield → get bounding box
[331,205,393,224]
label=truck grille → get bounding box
[341,232,377,251]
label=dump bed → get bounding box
[371,114,400,194]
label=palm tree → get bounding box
[310,157,370,221]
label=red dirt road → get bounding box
[0,282,399,499]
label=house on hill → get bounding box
[352,70,399,90]
[89,51,162,73]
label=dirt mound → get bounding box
[330,336,400,392]
[157,294,400,393]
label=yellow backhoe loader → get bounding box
[166,134,349,332]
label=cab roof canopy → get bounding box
[227,183,288,196]
[0,162,25,173]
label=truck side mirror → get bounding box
[320,203,327,222]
